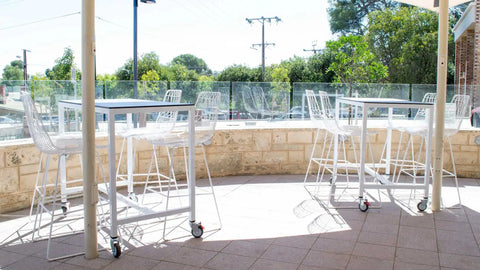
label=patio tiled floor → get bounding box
[1,174,480,270]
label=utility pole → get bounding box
[22,49,30,82]
[303,40,322,55]
[246,16,281,81]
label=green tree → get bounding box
[327,35,388,86]
[215,65,261,82]
[172,54,211,75]
[2,60,23,82]
[306,51,336,82]
[269,65,290,83]
[45,47,80,80]
[115,52,162,81]
[138,52,162,79]
[166,64,199,81]
[29,74,50,96]
[327,0,398,36]
[278,56,310,83]
[366,7,454,84]
[96,73,117,82]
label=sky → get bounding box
[0,0,334,76]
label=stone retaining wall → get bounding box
[1,126,479,213]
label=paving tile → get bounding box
[439,253,480,270]
[272,234,318,249]
[298,265,339,270]
[63,250,115,269]
[435,219,473,232]
[395,247,439,266]
[0,249,27,268]
[311,236,355,255]
[249,258,298,270]
[397,226,437,251]
[128,242,182,260]
[221,239,269,258]
[334,209,367,222]
[203,252,255,270]
[433,209,468,223]
[357,231,397,246]
[346,255,393,270]
[3,254,60,270]
[436,229,480,257]
[365,211,401,224]
[470,222,480,244]
[1,240,47,256]
[394,261,440,270]
[161,246,217,267]
[151,261,200,270]
[362,219,399,234]
[181,238,230,252]
[352,242,395,261]
[33,241,85,260]
[51,263,96,270]
[400,213,435,228]
[316,228,361,242]
[302,250,349,269]
[261,244,309,264]
[3,175,480,269]
[102,254,158,270]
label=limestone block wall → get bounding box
[1,127,479,213]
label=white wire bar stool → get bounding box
[21,91,107,260]
[143,91,223,239]
[304,90,378,209]
[115,89,182,201]
[394,94,470,208]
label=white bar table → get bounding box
[335,97,434,212]
[58,99,201,257]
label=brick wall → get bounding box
[455,1,480,108]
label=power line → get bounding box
[95,16,129,29]
[303,40,322,55]
[0,12,80,31]
[246,16,281,81]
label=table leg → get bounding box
[386,108,393,175]
[107,112,119,242]
[126,113,134,197]
[359,105,368,200]
[188,107,196,222]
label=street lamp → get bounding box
[133,0,155,99]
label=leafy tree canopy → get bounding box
[115,52,162,81]
[278,56,310,83]
[45,47,80,80]
[365,7,454,84]
[326,35,388,85]
[328,0,398,36]
[2,60,23,81]
[215,64,261,82]
[172,54,211,75]
[307,51,336,83]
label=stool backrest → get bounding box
[155,89,182,131]
[21,91,57,154]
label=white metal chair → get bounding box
[385,93,437,181]
[396,94,470,208]
[115,89,182,200]
[143,91,222,237]
[241,87,260,119]
[251,86,288,119]
[304,90,369,208]
[21,91,106,260]
[442,94,470,206]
